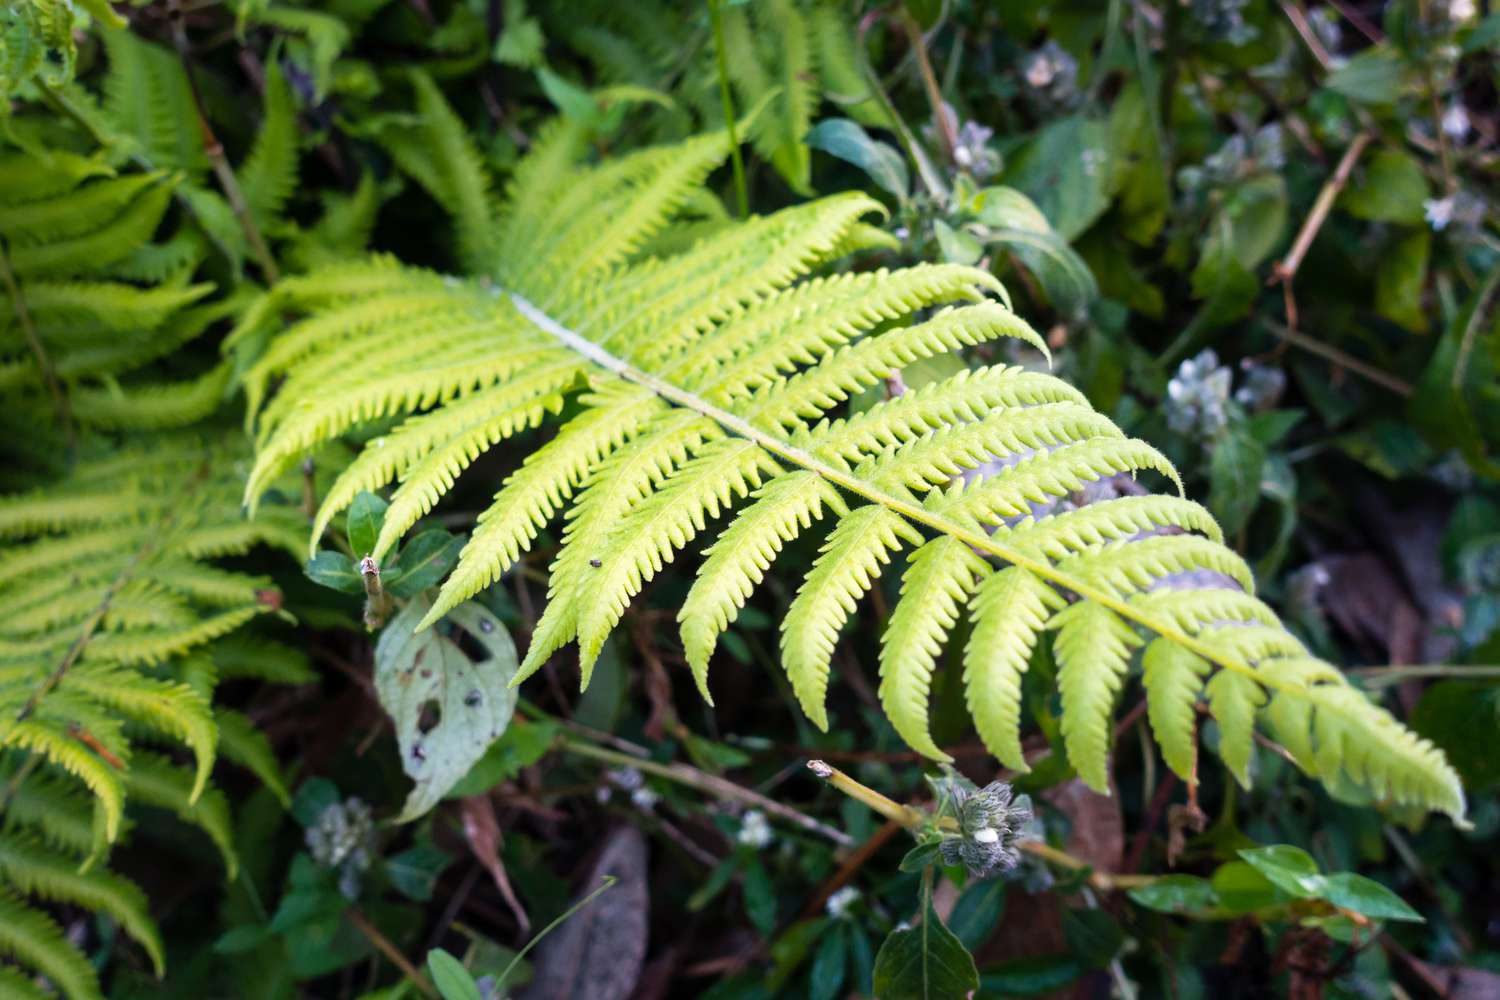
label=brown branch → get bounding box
[347,907,437,998]
[1270,131,1373,328]
[1265,321,1414,397]
[901,11,956,166]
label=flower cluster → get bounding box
[1166,350,1234,439]
[1190,0,1257,45]
[1020,40,1079,111]
[929,772,1032,878]
[306,797,375,899]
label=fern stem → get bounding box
[854,10,947,201]
[708,0,749,218]
[0,240,74,449]
[505,291,1298,705]
[900,11,956,167]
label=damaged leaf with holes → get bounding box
[374,595,519,821]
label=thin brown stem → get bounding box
[347,907,437,998]
[0,240,73,447]
[902,12,956,165]
[1265,321,1413,397]
[1271,131,1373,330]
[564,740,854,846]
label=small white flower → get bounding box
[737,810,774,848]
[606,766,644,791]
[1449,0,1476,22]
[825,886,861,918]
[1425,196,1455,231]
[630,785,660,809]
[972,827,1000,845]
[1442,103,1470,139]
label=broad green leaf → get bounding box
[1127,875,1218,914]
[374,595,520,821]
[1210,860,1286,914]
[305,550,364,594]
[1208,428,1266,536]
[948,879,1006,950]
[1410,681,1500,790]
[873,901,980,1000]
[1060,908,1123,968]
[445,718,561,798]
[1237,845,1322,897]
[1340,149,1429,225]
[979,955,1084,995]
[1324,47,1406,105]
[427,948,484,1000]
[1004,115,1114,241]
[933,219,983,266]
[385,529,467,598]
[346,491,388,557]
[805,118,909,199]
[809,924,849,1000]
[899,841,943,873]
[1375,229,1430,332]
[1318,873,1424,922]
[386,841,453,902]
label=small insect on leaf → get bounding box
[67,721,125,769]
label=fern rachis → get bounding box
[245,92,1466,823]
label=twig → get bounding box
[0,239,73,448]
[347,907,436,998]
[563,740,854,846]
[1279,0,1334,70]
[901,10,955,165]
[1265,321,1413,397]
[1328,0,1383,43]
[855,10,947,202]
[1270,132,1373,328]
[1453,264,1500,393]
[707,0,749,218]
[168,7,281,284]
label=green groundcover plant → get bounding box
[2,1,1499,998]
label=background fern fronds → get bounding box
[244,102,1466,824]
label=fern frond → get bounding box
[879,537,988,760]
[121,752,237,877]
[1053,601,1142,791]
[964,567,1066,772]
[248,119,1467,821]
[0,887,103,1000]
[240,60,298,232]
[0,833,164,976]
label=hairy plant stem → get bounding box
[506,292,1314,709]
[347,907,436,997]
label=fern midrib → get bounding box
[505,291,1283,696]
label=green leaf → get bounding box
[385,530,467,598]
[979,955,1084,995]
[346,491,388,557]
[1208,428,1266,536]
[493,17,544,68]
[306,550,364,594]
[805,118,909,199]
[899,841,943,873]
[809,924,849,1000]
[1004,116,1114,242]
[446,718,560,798]
[1410,681,1500,790]
[386,841,454,902]
[1210,861,1286,913]
[1060,908,1123,968]
[1127,875,1218,914]
[873,901,980,1000]
[427,948,484,1000]
[373,595,520,821]
[1323,47,1406,105]
[743,857,777,937]
[948,879,1006,951]
[1237,845,1323,898]
[1340,149,1429,225]
[1375,229,1430,332]
[933,219,983,266]
[290,777,342,827]
[1318,873,1424,923]
[212,924,272,955]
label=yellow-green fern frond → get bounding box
[0,887,103,1000]
[245,118,1467,823]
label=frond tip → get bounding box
[244,106,1468,824]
